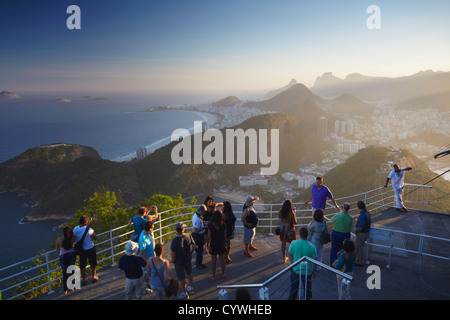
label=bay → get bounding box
[0,193,64,268]
[0,92,220,267]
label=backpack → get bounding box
[180,234,197,254]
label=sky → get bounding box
[1,0,450,96]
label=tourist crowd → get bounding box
[55,176,372,300]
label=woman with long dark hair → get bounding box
[222,201,236,263]
[278,200,297,263]
[205,210,227,281]
[55,226,76,294]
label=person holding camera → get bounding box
[74,215,98,285]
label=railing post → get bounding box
[110,229,115,266]
[259,286,269,300]
[299,261,308,300]
[269,204,273,236]
[46,253,54,295]
[159,212,163,245]
[341,279,351,300]
[418,235,424,273]
[219,289,228,300]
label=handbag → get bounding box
[151,259,178,298]
[74,226,90,255]
[320,230,331,244]
[332,258,347,273]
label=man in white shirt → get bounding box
[384,164,412,212]
[192,204,207,269]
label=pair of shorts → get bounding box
[174,263,192,281]
[79,247,97,269]
[244,227,255,244]
[125,276,144,299]
[151,284,166,297]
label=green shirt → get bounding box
[330,212,353,233]
[288,239,317,275]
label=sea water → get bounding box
[0,92,219,267]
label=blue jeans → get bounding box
[59,252,76,292]
[194,233,205,267]
[330,230,350,265]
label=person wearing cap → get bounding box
[241,196,259,257]
[192,204,207,269]
[304,176,340,214]
[118,241,147,300]
[329,202,353,266]
[170,222,195,299]
[384,164,412,212]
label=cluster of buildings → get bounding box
[317,116,367,155]
[368,108,450,145]
[169,103,270,130]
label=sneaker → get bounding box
[177,292,189,300]
[195,264,206,269]
[186,285,195,295]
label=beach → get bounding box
[111,109,221,162]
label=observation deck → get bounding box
[1,184,449,301]
[34,208,450,301]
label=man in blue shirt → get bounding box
[355,200,371,266]
[304,176,340,214]
[139,221,154,292]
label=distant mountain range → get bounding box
[311,70,450,111]
[237,69,449,116]
[244,83,328,112]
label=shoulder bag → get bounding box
[74,226,90,256]
[151,259,178,298]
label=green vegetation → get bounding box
[7,191,196,300]
[294,146,450,214]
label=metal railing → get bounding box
[0,183,443,300]
[365,226,450,273]
[217,256,353,300]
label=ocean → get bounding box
[0,92,220,267]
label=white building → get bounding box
[136,147,147,160]
[298,175,315,189]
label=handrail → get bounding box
[217,255,353,300]
[0,183,441,300]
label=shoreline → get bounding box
[110,109,222,162]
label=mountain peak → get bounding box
[264,78,298,99]
[211,96,241,107]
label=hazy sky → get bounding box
[1,0,450,95]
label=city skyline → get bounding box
[1,0,450,96]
